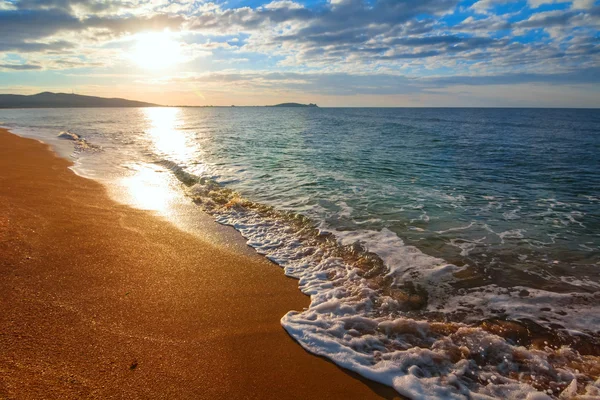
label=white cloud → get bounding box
[528,0,596,10]
[471,0,517,14]
[571,0,596,9]
[527,0,566,8]
[262,1,304,10]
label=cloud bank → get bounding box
[0,0,598,105]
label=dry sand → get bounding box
[0,128,402,399]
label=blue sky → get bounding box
[0,0,598,106]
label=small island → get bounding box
[269,103,318,108]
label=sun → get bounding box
[131,31,183,70]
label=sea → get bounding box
[2,107,599,399]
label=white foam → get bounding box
[283,309,599,399]
[449,237,486,256]
[503,208,521,220]
[498,229,526,242]
[436,222,477,234]
[329,227,457,279]
[57,131,80,141]
[337,201,354,218]
[438,285,600,335]
[187,191,599,399]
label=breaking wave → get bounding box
[57,131,102,153]
[158,159,600,400]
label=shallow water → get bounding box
[2,107,599,399]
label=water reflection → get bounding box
[116,108,202,216]
[118,163,177,213]
[143,107,200,168]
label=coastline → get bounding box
[0,128,401,399]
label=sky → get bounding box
[0,0,599,107]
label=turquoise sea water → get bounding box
[2,107,599,399]
[179,107,600,292]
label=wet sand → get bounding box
[0,128,402,399]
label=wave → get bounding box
[156,159,600,400]
[57,131,102,153]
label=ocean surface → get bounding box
[2,107,599,399]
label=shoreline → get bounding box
[0,128,401,399]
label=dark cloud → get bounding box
[0,40,75,53]
[250,0,459,52]
[0,5,184,53]
[514,11,576,29]
[454,16,511,32]
[84,14,185,35]
[0,8,81,41]
[425,67,600,86]
[377,50,441,60]
[188,5,311,31]
[0,63,42,70]
[13,0,118,13]
[388,36,464,46]
[370,36,507,60]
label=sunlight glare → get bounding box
[132,31,183,70]
[143,107,204,174]
[120,163,175,213]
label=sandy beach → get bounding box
[0,128,401,400]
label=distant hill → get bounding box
[270,103,318,108]
[0,92,160,108]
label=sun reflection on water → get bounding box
[143,107,199,166]
[119,163,176,213]
[117,107,204,216]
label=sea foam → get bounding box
[57,131,101,153]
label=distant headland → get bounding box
[269,103,318,108]
[0,92,159,108]
[0,92,320,108]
